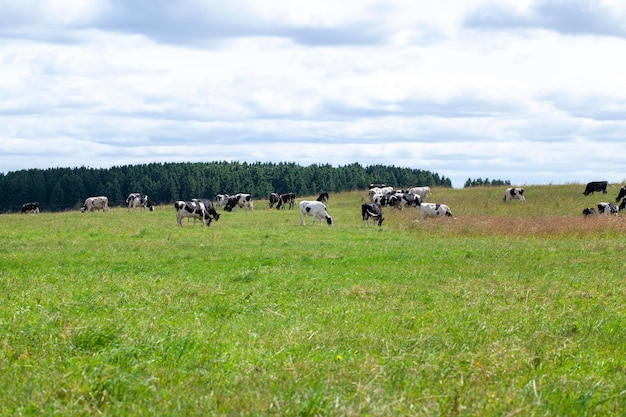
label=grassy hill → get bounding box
[1,184,625,416]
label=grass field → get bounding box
[1,184,625,416]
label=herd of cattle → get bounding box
[16,181,626,225]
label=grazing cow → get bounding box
[224,193,254,212]
[597,202,618,216]
[175,200,218,226]
[300,200,333,226]
[215,194,230,209]
[407,186,431,200]
[81,196,109,212]
[583,181,608,195]
[361,203,384,227]
[20,202,40,214]
[503,187,526,203]
[276,192,296,210]
[269,193,280,209]
[418,202,454,221]
[615,186,626,203]
[316,192,329,204]
[620,199,626,212]
[582,207,597,217]
[126,193,154,212]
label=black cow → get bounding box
[269,193,280,209]
[361,203,384,227]
[582,207,597,217]
[615,186,626,203]
[316,192,329,204]
[276,192,296,210]
[583,181,608,195]
[21,202,40,213]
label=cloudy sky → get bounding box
[2,0,626,187]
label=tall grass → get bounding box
[1,184,625,416]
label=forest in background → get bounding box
[0,161,451,212]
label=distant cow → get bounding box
[215,194,230,209]
[597,202,618,216]
[407,186,431,200]
[175,200,219,226]
[361,203,384,227]
[503,187,525,203]
[582,207,597,216]
[269,193,280,208]
[300,201,333,226]
[224,193,254,212]
[20,202,40,213]
[126,193,154,212]
[276,193,296,210]
[316,192,329,205]
[81,196,109,212]
[418,202,454,220]
[615,186,626,202]
[583,181,608,196]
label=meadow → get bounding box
[1,184,625,416]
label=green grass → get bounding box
[1,184,625,416]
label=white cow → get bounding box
[407,186,430,200]
[81,196,109,212]
[504,187,525,203]
[300,200,333,226]
[224,193,254,212]
[418,202,454,220]
[597,202,618,216]
[215,194,230,209]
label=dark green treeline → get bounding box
[0,161,451,212]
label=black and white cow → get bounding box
[361,203,384,227]
[619,199,626,212]
[615,186,626,203]
[300,200,333,226]
[175,200,219,226]
[224,193,254,212]
[316,192,329,205]
[503,187,525,203]
[126,193,154,212]
[81,196,109,212]
[269,193,280,209]
[583,181,608,196]
[582,207,597,217]
[597,202,618,216]
[20,202,40,213]
[407,186,431,200]
[276,192,296,210]
[215,194,230,210]
[418,202,454,220]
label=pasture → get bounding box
[1,184,625,416]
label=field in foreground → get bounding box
[1,185,625,416]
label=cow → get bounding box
[361,203,384,226]
[269,193,280,209]
[407,186,431,200]
[503,187,526,203]
[597,202,618,216]
[615,186,626,203]
[81,196,109,212]
[418,202,454,221]
[583,181,608,196]
[316,192,329,204]
[300,200,333,226]
[224,193,254,212]
[582,207,597,217]
[20,202,40,214]
[126,193,154,212]
[276,193,296,210]
[215,194,230,209]
[175,200,218,226]
[620,199,626,212]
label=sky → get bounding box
[2,0,626,188]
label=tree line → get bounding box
[463,177,511,188]
[0,161,452,212]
